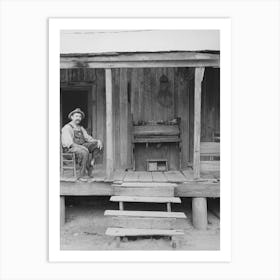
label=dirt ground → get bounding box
[61,197,220,250]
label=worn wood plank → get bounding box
[134,125,179,136]
[105,69,114,179]
[109,217,176,230]
[113,170,126,182]
[91,82,97,139]
[151,172,167,182]
[181,169,194,180]
[137,171,153,182]
[193,67,205,178]
[96,69,105,165]
[61,52,220,62]
[106,227,184,237]
[113,186,174,197]
[119,68,129,168]
[164,171,186,182]
[119,182,176,188]
[200,142,220,156]
[200,161,220,172]
[60,182,113,196]
[104,210,186,219]
[110,196,181,203]
[112,69,120,169]
[123,171,139,182]
[175,182,220,197]
[60,180,220,197]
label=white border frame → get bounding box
[49,18,231,262]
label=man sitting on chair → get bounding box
[61,108,103,180]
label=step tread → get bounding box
[110,196,181,203]
[106,227,184,237]
[113,186,174,197]
[104,210,186,219]
[115,182,177,188]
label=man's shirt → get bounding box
[61,122,97,148]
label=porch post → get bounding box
[192,67,207,230]
[60,195,65,226]
[105,69,114,179]
[193,67,205,179]
[192,197,208,230]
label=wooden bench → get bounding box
[110,195,181,212]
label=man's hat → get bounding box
[68,108,85,120]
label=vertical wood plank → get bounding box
[193,67,205,179]
[91,82,97,138]
[120,68,128,168]
[113,69,120,169]
[177,68,190,168]
[96,69,105,166]
[105,69,114,179]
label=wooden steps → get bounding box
[113,182,175,197]
[105,182,187,248]
[110,196,181,203]
[109,216,176,229]
[113,186,174,197]
[106,227,184,237]
[105,210,186,219]
[116,182,177,188]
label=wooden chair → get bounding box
[60,146,77,178]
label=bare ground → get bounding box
[60,197,220,250]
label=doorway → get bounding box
[60,87,92,131]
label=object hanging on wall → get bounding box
[157,74,173,108]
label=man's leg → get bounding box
[69,145,89,178]
[83,142,102,164]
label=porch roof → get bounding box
[60,50,220,68]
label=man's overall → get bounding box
[68,124,101,177]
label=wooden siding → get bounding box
[60,68,96,83]
[60,67,220,170]
[201,68,220,141]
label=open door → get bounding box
[60,87,92,132]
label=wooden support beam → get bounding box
[119,201,124,211]
[119,68,128,168]
[105,69,114,179]
[193,67,205,179]
[60,196,65,226]
[91,83,97,138]
[192,197,208,230]
[167,202,171,212]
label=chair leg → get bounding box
[73,153,77,178]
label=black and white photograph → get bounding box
[1,1,280,279]
[58,26,222,251]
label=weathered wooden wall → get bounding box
[60,67,220,170]
[201,68,220,141]
[126,68,194,169]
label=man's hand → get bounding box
[97,140,103,150]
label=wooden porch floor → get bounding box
[61,165,219,184]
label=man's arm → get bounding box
[81,127,103,149]
[81,127,97,143]
[61,125,74,148]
